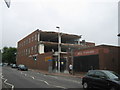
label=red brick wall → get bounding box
[17,30,53,71]
[17,52,53,71]
[73,45,120,73]
[17,30,39,66]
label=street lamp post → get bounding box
[56,26,61,73]
[118,33,120,46]
[71,49,74,75]
[69,48,74,75]
[118,33,120,37]
[4,0,11,8]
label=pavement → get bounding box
[30,69,86,79]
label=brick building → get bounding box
[16,30,95,72]
[73,45,120,74]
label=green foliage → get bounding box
[2,47,17,64]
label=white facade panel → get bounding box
[38,44,44,54]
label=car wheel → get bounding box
[110,87,116,90]
[83,82,89,89]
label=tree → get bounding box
[2,47,17,64]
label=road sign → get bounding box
[45,56,52,62]
[48,59,52,61]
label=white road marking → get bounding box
[49,76,58,79]
[52,85,66,89]
[16,70,74,89]
[31,76,35,79]
[37,79,50,85]
[1,75,14,90]
[44,75,46,76]
[50,76,81,84]
[44,81,49,85]
[36,79,66,88]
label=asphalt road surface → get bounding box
[0,67,2,90]
[1,66,83,90]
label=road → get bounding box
[1,66,83,89]
[0,67,2,90]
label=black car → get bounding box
[82,70,120,90]
[18,64,28,71]
[11,64,18,68]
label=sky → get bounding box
[1,0,120,49]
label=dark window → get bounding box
[104,71,120,80]
[95,71,107,78]
[87,70,95,77]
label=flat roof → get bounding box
[18,30,82,43]
[39,30,81,40]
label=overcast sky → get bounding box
[1,0,120,48]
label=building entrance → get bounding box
[52,57,66,72]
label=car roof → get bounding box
[88,70,113,73]
[18,64,24,66]
[89,70,111,71]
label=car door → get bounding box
[85,70,96,87]
[93,71,109,89]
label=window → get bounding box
[95,71,106,78]
[105,71,120,80]
[35,34,37,41]
[87,70,95,77]
[26,49,27,55]
[28,48,30,54]
[26,39,28,44]
[25,40,26,45]
[24,41,25,46]
[31,47,33,51]
[35,45,37,50]
[31,47,34,54]
[34,45,37,53]
[18,43,19,47]
[29,38,31,43]
[24,49,25,56]
[19,43,21,47]
[32,36,34,42]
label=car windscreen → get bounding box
[13,64,16,66]
[20,65,25,68]
[104,71,120,80]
